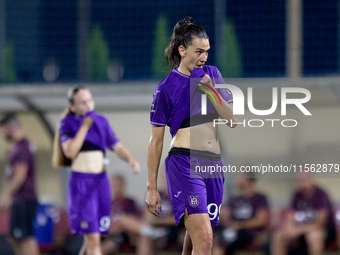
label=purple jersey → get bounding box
[59,110,120,155]
[111,197,139,217]
[291,186,334,227]
[150,65,233,137]
[6,138,37,203]
[228,193,268,221]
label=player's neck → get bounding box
[177,63,191,76]
[302,185,315,197]
[12,130,25,142]
[242,187,255,197]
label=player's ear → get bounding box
[178,45,186,58]
[69,104,76,113]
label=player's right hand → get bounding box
[198,74,212,88]
[83,116,94,127]
[145,189,162,217]
[82,110,96,127]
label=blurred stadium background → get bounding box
[0,0,340,254]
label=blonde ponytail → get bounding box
[52,108,72,168]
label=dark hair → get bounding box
[0,112,18,126]
[165,16,209,69]
[245,171,256,183]
[67,85,86,105]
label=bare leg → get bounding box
[21,237,40,255]
[271,230,290,255]
[212,236,225,255]
[101,239,118,255]
[83,233,102,255]
[8,236,40,255]
[305,230,325,255]
[7,237,21,255]
[182,231,193,255]
[136,235,153,255]
[118,215,143,234]
[78,241,86,255]
[184,211,213,255]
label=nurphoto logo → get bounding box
[201,84,312,128]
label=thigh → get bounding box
[97,175,111,234]
[205,160,224,226]
[68,174,98,235]
[165,154,209,227]
[184,212,213,248]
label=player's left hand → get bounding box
[129,160,140,174]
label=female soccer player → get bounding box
[146,16,237,255]
[53,86,140,255]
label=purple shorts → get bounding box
[68,171,111,235]
[165,147,224,227]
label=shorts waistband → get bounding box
[168,147,221,161]
[70,171,107,179]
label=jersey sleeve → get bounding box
[256,194,269,210]
[150,88,171,126]
[105,118,121,149]
[12,144,31,165]
[213,67,233,104]
[59,118,75,144]
[314,190,329,210]
[126,199,139,216]
[291,192,299,210]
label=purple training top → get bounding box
[59,110,120,155]
[150,65,233,137]
[6,138,37,203]
[291,185,335,228]
[111,197,139,217]
[227,193,269,234]
[228,193,269,221]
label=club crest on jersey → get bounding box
[81,220,89,229]
[189,195,199,207]
[150,104,155,113]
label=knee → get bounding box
[273,230,283,240]
[195,228,213,252]
[272,230,288,244]
[305,230,325,246]
[202,230,213,246]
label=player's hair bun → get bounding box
[174,16,194,36]
[165,16,208,69]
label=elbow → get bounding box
[63,149,76,159]
[148,137,163,152]
[229,115,238,128]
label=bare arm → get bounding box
[145,125,165,216]
[6,163,28,195]
[61,117,93,159]
[0,163,28,208]
[113,143,140,174]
